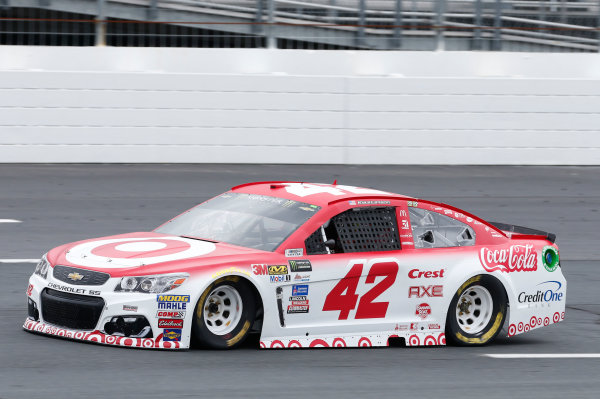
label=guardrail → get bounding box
[1,0,599,51]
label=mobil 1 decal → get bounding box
[323,259,398,320]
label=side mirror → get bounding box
[324,239,336,249]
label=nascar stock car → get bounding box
[25,182,566,350]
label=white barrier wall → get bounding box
[0,46,599,164]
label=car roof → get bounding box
[231,181,414,207]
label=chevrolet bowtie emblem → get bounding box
[67,272,84,281]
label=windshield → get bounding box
[155,193,321,251]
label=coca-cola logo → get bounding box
[479,245,538,273]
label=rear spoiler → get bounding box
[488,222,556,244]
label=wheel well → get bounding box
[236,277,264,329]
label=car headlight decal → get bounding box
[115,274,188,294]
[34,255,50,279]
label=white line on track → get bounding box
[484,354,600,359]
[0,259,39,263]
[0,219,21,223]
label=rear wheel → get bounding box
[192,276,255,349]
[446,275,507,346]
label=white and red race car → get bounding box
[25,182,566,350]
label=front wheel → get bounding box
[192,276,255,349]
[445,275,507,346]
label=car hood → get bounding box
[47,232,269,277]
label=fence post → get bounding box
[95,0,106,46]
[435,0,446,50]
[266,0,276,48]
[392,0,402,49]
[492,0,502,51]
[147,0,158,20]
[357,0,366,46]
[473,0,482,50]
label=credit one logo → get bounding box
[518,281,564,303]
[479,245,537,273]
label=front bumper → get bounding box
[25,271,192,349]
[23,319,182,349]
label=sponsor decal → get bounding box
[270,275,291,283]
[251,264,268,276]
[123,305,138,312]
[289,296,307,301]
[157,295,190,302]
[399,209,407,217]
[157,310,186,318]
[292,284,309,296]
[162,328,182,342]
[47,282,100,296]
[67,272,84,282]
[285,248,304,258]
[288,259,312,272]
[542,246,560,272]
[293,274,310,282]
[290,299,309,306]
[402,242,414,246]
[158,302,187,310]
[407,201,418,207]
[408,269,445,279]
[401,220,410,229]
[408,285,443,298]
[518,281,564,303]
[158,319,184,328]
[211,267,251,279]
[351,200,391,205]
[299,206,316,212]
[27,284,33,297]
[268,265,288,275]
[416,303,432,319]
[479,244,538,273]
[410,322,419,331]
[428,323,441,330]
[287,305,309,314]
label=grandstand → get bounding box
[1,0,599,51]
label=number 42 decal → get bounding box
[323,261,399,320]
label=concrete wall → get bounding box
[1,46,599,164]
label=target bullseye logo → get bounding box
[66,236,216,268]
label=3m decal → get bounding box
[479,244,537,273]
[288,259,312,272]
[162,328,182,342]
[518,281,564,303]
[323,261,398,320]
[252,264,268,275]
[268,265,289,275]
[408,269,445,279]
[292,285,309,296]
[416,303,432,319]
[408,285,443,298]
[158,319,184,328]
[157,310,186,318]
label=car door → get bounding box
[281,204,406,335]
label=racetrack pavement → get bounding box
[1,164,599,399]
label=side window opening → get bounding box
[409,208,476,249]
[305,207,401,255]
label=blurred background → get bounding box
[0,0,598,164]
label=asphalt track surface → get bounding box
[1,164,599,399]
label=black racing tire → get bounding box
[192,276,256,349]
[445,275,507,346]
